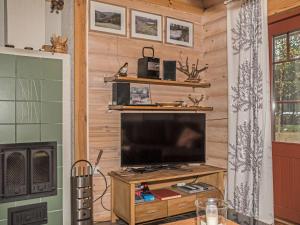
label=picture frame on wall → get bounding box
[89,1,126,36]
[166,17,193,47]
[131,10,162,42]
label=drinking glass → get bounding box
[195,198,227,225]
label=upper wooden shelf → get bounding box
[104,76,211,88]
[108,105,213,111]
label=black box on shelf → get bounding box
[137,47,160,79]
[112,83,130,105]
[163,61,176,81]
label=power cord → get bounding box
[92,149,111,211]
[93,169,111,211]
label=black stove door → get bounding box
[30,148,56,194]
[4,150,28,197]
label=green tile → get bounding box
[0,101,15,123]
[0,78,15,100]
[15,198,41,206]
[41,80,62,102]
[47,210,63,225]
[57,167,63,189]
[0,54,16,77]
[16,124,40,142]
[57,145,62,167]
[41,102,62,123]
[41,124,62,144]
[16,56,42,79]
[0,219,8,225]
[42,58,63,80]
[0,125,15,144]
[16,79,41,101]
[0,202,15,220]
[16,102,40,123]
[41,189,62,211]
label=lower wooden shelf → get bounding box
[108,105,214,111]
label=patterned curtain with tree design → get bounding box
[227,0,274,223]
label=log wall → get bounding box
[87,0,227,221]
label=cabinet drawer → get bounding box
[168,195,196,216]
[197,189,222,201]
[135,201,167,223]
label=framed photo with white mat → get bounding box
[89,1,127,36]
[166,17,193,47]
[131,10,162,42]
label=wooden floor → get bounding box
[94,212,196,225]
[95,218,294,225]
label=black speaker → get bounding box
[163,61,176,81]
[112,83,130,105]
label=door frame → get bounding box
[268,7,300,224]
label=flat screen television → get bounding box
[121,113,206,167]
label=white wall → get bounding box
[0,0,5,46]
[5,0,62,50]
[45,1,62,44]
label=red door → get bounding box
[269,12,300,223]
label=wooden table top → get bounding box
[109,165,226,184]
[165,218,238,225]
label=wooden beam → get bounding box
[268,5,300,24]
[201,0,224,9]
[142,0,204,14]
[74,0,87,160]
[268,0,300,16]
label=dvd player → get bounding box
[175,183,214,194]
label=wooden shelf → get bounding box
[108,105,213,111]
[104,76,211,88]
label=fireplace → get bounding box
[0,142,57,203]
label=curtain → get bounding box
[227,0,274,224]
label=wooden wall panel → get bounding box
[268,0,300,16]
[88,0,227,221]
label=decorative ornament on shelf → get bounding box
[50,0,64,14]
[188,94,207,106]
[115,62,128,77]
[40,35,68,54]
[177,57,208,83]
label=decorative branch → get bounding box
[188,94,206,106]
[177,57,208,82]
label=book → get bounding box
[141,193,155,202]
[150,189,181,200]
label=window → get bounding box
[272,29,300,143]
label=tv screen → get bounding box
[121,113,206,167]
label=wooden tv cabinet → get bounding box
[109,165,226,225]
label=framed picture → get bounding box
[90,1,126,36]
[131,10,162,42]
[166,17,193,47]
[130,84,151,105]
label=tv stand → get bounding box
[109,165,226,225]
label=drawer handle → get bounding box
[178,203,188,208]
[146,210,158,214]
